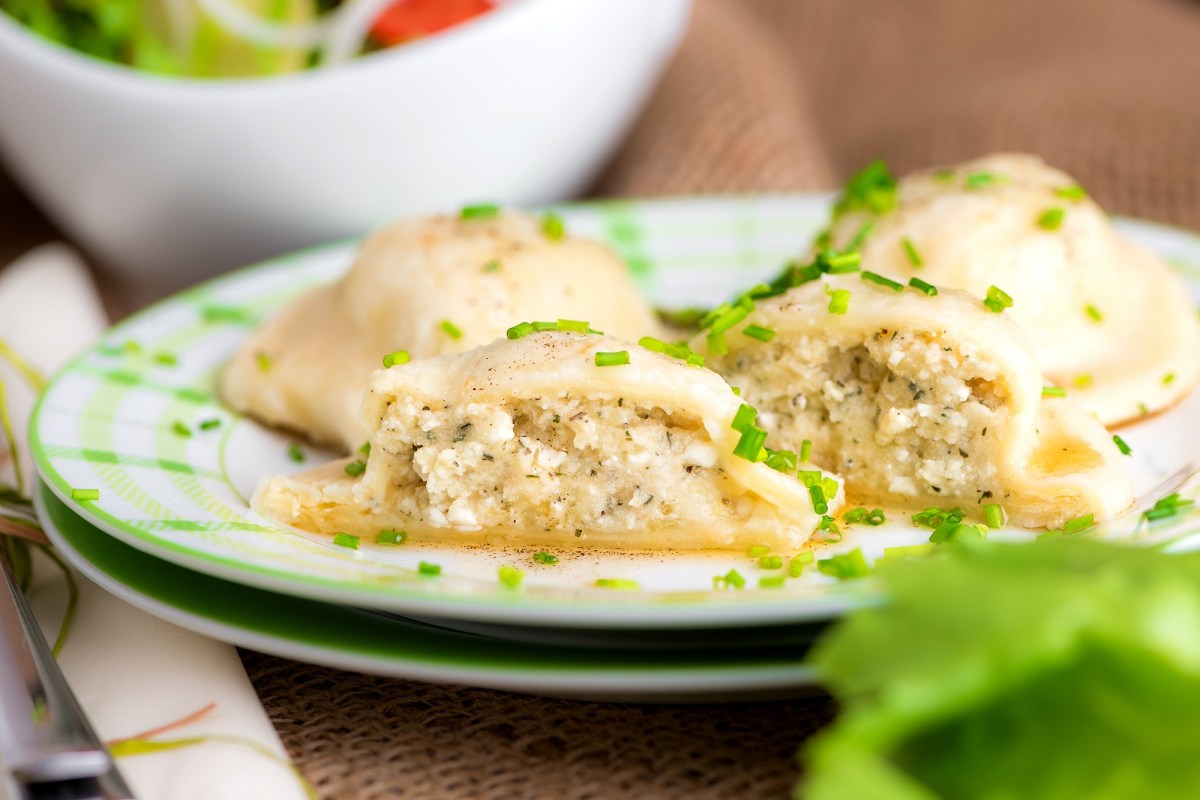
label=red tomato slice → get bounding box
[370,0,495,46]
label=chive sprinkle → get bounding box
[707,330,729,355]
[172,420,192,438]
[344,459,366,477]
[809,484,828,515]
[198,418,221,431]
[741,324,775,342]
[1164,372,1177,385]
[789,551,815,577]
[594,350,630,367]
[731,404,758,432]
[439,320,463,339]
[1042,386,1066,397]
[799,439,813,462]
[153,351,178,367]
[459,203,500,220]
[482,259,501,272]
[861,271,904,292]
[902,237,923,267]
[359,441,372,456]
[748,544,770,557]
[758,555,783,570]
[1063,514,1095,534]
[1085,304,1104,322]
[419,561,442,576]
[759,575,787,589]
[908,277,938,296]
[1037,207,1066,231]
[382,350,410,368]
[817,548,871,580]
[541,212,566,241]
[557,318,590,332]
[595,578,639,590]
[848,222,875,251]
[333,532,359,549]
[533,551,559,565]
[732,426,768,461]
[70,488,99,501]
[983,503,1005,528]
[843,507,867,524]
[828,288,850,315]
[1113,435,1132,456]
[724,569,746,589]
[255,352,272,372]
[376,529,407,545]
[983,285,1013,313]
[823,250,862,273]
[499,565,525,589]
[287,442,305,463]
[964,171,1005,190]
[764,448,797,473]
[865,508,886,526]
[1143,493,1196,522]
[1055,184,1087,202]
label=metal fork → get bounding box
[0,548,133,799]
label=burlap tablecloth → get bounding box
[4,0,1200,796]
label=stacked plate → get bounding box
[28,196,1200,702]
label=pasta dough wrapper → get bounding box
[255,332,841,551]
[222,211,662,449]
[695,276,1134,529]
[823,154,1200,425]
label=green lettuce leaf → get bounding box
[800,539,1200,800]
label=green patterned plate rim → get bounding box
[28,194,1200,628]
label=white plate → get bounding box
[28,195,1200,628]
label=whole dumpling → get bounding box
[820,154,1200,425]
[692,275,1134,529]
[254,331,841,551]
[221,210,663,449]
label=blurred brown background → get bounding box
[3,0,1199,796]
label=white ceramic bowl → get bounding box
[0,0,689,288]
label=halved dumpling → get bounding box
[254,331,841,551]
[820,154,1200,425]
[221,210,662,450]
[692,275,1133,529]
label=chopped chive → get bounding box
[731,404,758,432]
[1037,207,1066,231]
[70,488,99,501]
[823,250,862,273]
[758,555,784,569]
[842,507,867,524]
[794,441,811,465]
[506,321,534,339]
[848,222,875,250]
[908,277,937,296]
[764,448,797,473]
[344,459,366,477]
[983,503,1005,528]
[255,352,272,372]
[594,350,630,367]
[797,470,822,488]
[198,418,221,431]
[482,259,501,273]
[865,508,886,526]
[595,578,639,590]
[808,483,828,515]
[949,523,988,542]
[1164,372,1177,385]
[459,203,500,220]
[1073,374,1093,388]
[724,569,746,589]
[1143,493,1196,522]
[375,529,407,545]
[541,212,566,241]
[153,351,178,366]
[287,442,305,463]
[533,551,559,565]
[332,532,359,549]
[983,285,1013,313]
[759,575,787,589]
[382,350,410,368]
[828,288,850,315]
[933,169,955,183]
[418,561,442,576]
[733,426,768,461]
[121,340,143,355]
[707,330,729,355]
[499,565,525,589]
[1042,386,1066,397]
[902,237,923,267]
[816,548,871,580]
[1085,304,1104,323]
[1113,435,1132,456]
[742,324,776,342]
[929,515,961,544]
[1139,403,1149,416]
[861,271,904,292]
[708,305,751,335]
[964,171,1004,190]
[789,551,815,577]
[439,320,463,340]
[1063,514,1095,534]
[359,441,372,456]
[1055,184,1087,202]
[533,320,560,331]
[171,420,192,438]
[881,544,935,560]
[557,318,590,333]
[748,545,770,557]
[821,477,839,502]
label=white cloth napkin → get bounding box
[0,244,308,800]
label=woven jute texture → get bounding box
[2,0,1199,796]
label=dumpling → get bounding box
[818,153,1200,425]
[221,210,662,450]
[692,275,1134,529]
[254,331,842,551]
